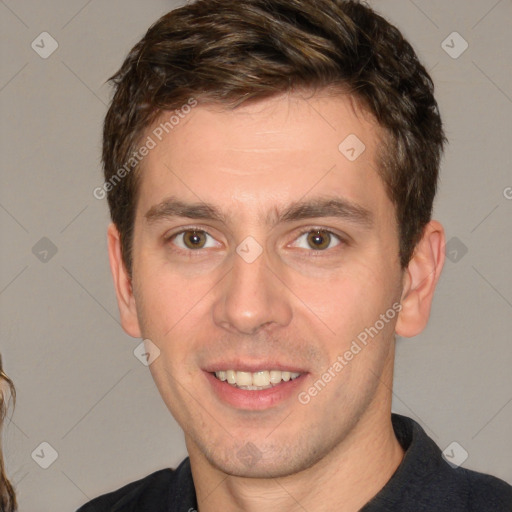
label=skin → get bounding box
[108,91,445,512]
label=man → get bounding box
[79,0,512,510]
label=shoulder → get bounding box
[461,467,512,511]
[75,468,175,512]
[380,415,512,512]
[407,464,512,512]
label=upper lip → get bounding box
[203,361,308,373]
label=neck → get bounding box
[188,399,403,512]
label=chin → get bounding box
[201,438,325,479]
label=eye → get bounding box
[169,229,219,250]
[291,229,342,251]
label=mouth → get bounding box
[204,365,307,410]
[212,370,302,390]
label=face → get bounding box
[119,92,407,478]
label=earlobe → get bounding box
[395,221,446,338]
[107,223,142,338]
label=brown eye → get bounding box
[290,229,342,252]
[167,228,222,254]
[182,230,208,249]
[306,230,332,250]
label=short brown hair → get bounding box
[102,0,446,274]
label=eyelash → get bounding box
[165,226,346,256]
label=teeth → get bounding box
[269,371,282,384]
[236,371,253,386]
[253,371,269,387]
[238,384,273,390]
[214,369,301,388]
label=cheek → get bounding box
[309,263,389,319]
[146,355,198,430]
[133,257,214,337]
[304,262,400,355]
[133,267,215,386]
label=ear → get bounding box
[107,223,141,338]
[395,220,445,338]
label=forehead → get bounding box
[136,92,390,222]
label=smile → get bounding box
[214,370,301,390]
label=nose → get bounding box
[212,245,293,335]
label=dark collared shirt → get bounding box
[76,414,512,511]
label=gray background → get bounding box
[0,0,511,510]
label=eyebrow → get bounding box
[145,195,374,229]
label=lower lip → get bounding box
[204,371,307,410]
